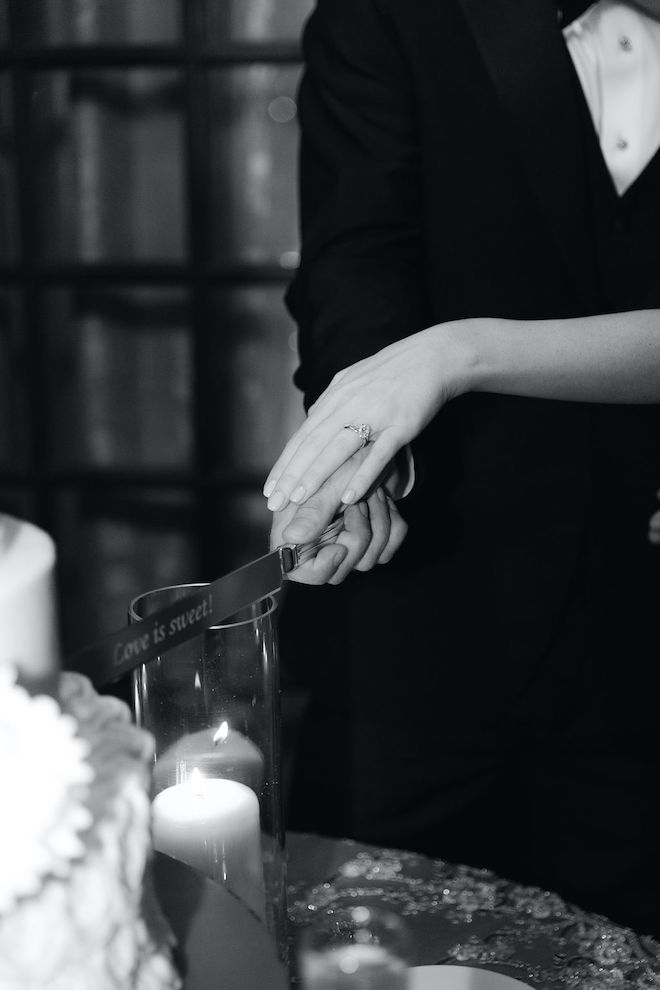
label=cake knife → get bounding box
[66,517,344,688]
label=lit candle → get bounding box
[153,721,264,793]
[0,514,59,690]
[300,944,408,990]
[151,769,266,921]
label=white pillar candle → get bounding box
[151,770,266,921]
[300,944,408,990]
[0,515,59,685]
[153,721,265,793]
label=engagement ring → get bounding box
[343,423,372,447]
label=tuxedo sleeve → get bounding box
[286,0,430,407]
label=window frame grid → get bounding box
[2,0,304,600]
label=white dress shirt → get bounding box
[563,1,660,193]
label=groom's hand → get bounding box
[269,453,407,585]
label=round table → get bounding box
[286,832,660,989]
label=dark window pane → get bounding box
[0,3,8,46]
[203,0,313,43]
[206,286,304,475]
[55,488,198,654]
[0,291,27,470]
[45,286,193,470]
[0,489,35,520]
[0,73,18,261]
[208,66,301,267]
[15,0,181,45]
[214,491,274,571]
[31,70,186,262]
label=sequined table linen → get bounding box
[286,832,660,990]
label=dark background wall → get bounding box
[0,0,312,663]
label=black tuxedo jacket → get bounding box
[282,0,660,734]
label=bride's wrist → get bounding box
[430,318,486,398]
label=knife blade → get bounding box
[65,517,344,688]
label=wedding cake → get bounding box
[0,513,59,690]
[0,514,180,989]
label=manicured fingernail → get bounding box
[263,480,276,498]
[376,487,386,501]
[267,491,285,511]
[341,489,356,505]
[290,485,306,504]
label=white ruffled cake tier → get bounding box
[0,671,181,990]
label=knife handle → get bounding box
[279,516,345,573]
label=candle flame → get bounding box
[213,721,229,745]
[194,672,202,690]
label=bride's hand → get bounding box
[263,323,471,511]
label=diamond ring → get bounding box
[343,423,372,447]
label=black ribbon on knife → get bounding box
[65,520,343,689]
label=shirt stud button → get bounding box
[619,35,632,51]
[615,137,629,151]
